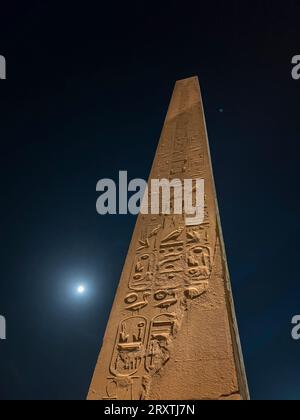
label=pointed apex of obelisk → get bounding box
[165,75,201,121]
[175,75,199,84]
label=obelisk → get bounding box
[88,77,249,400]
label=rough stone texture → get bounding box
[88,77,249,400]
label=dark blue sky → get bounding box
[0,1,300,400]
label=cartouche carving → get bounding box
[110,317,147,377]
[145,314,178,374]
[129,253,155,291]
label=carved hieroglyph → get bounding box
[88,77,249,400]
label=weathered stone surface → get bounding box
[88,77,249,400]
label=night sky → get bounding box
[0,1,300,400]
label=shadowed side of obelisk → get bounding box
[88,77,249,401]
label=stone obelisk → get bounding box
[88,77,249,400]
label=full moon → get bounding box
[77,285,86,294]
